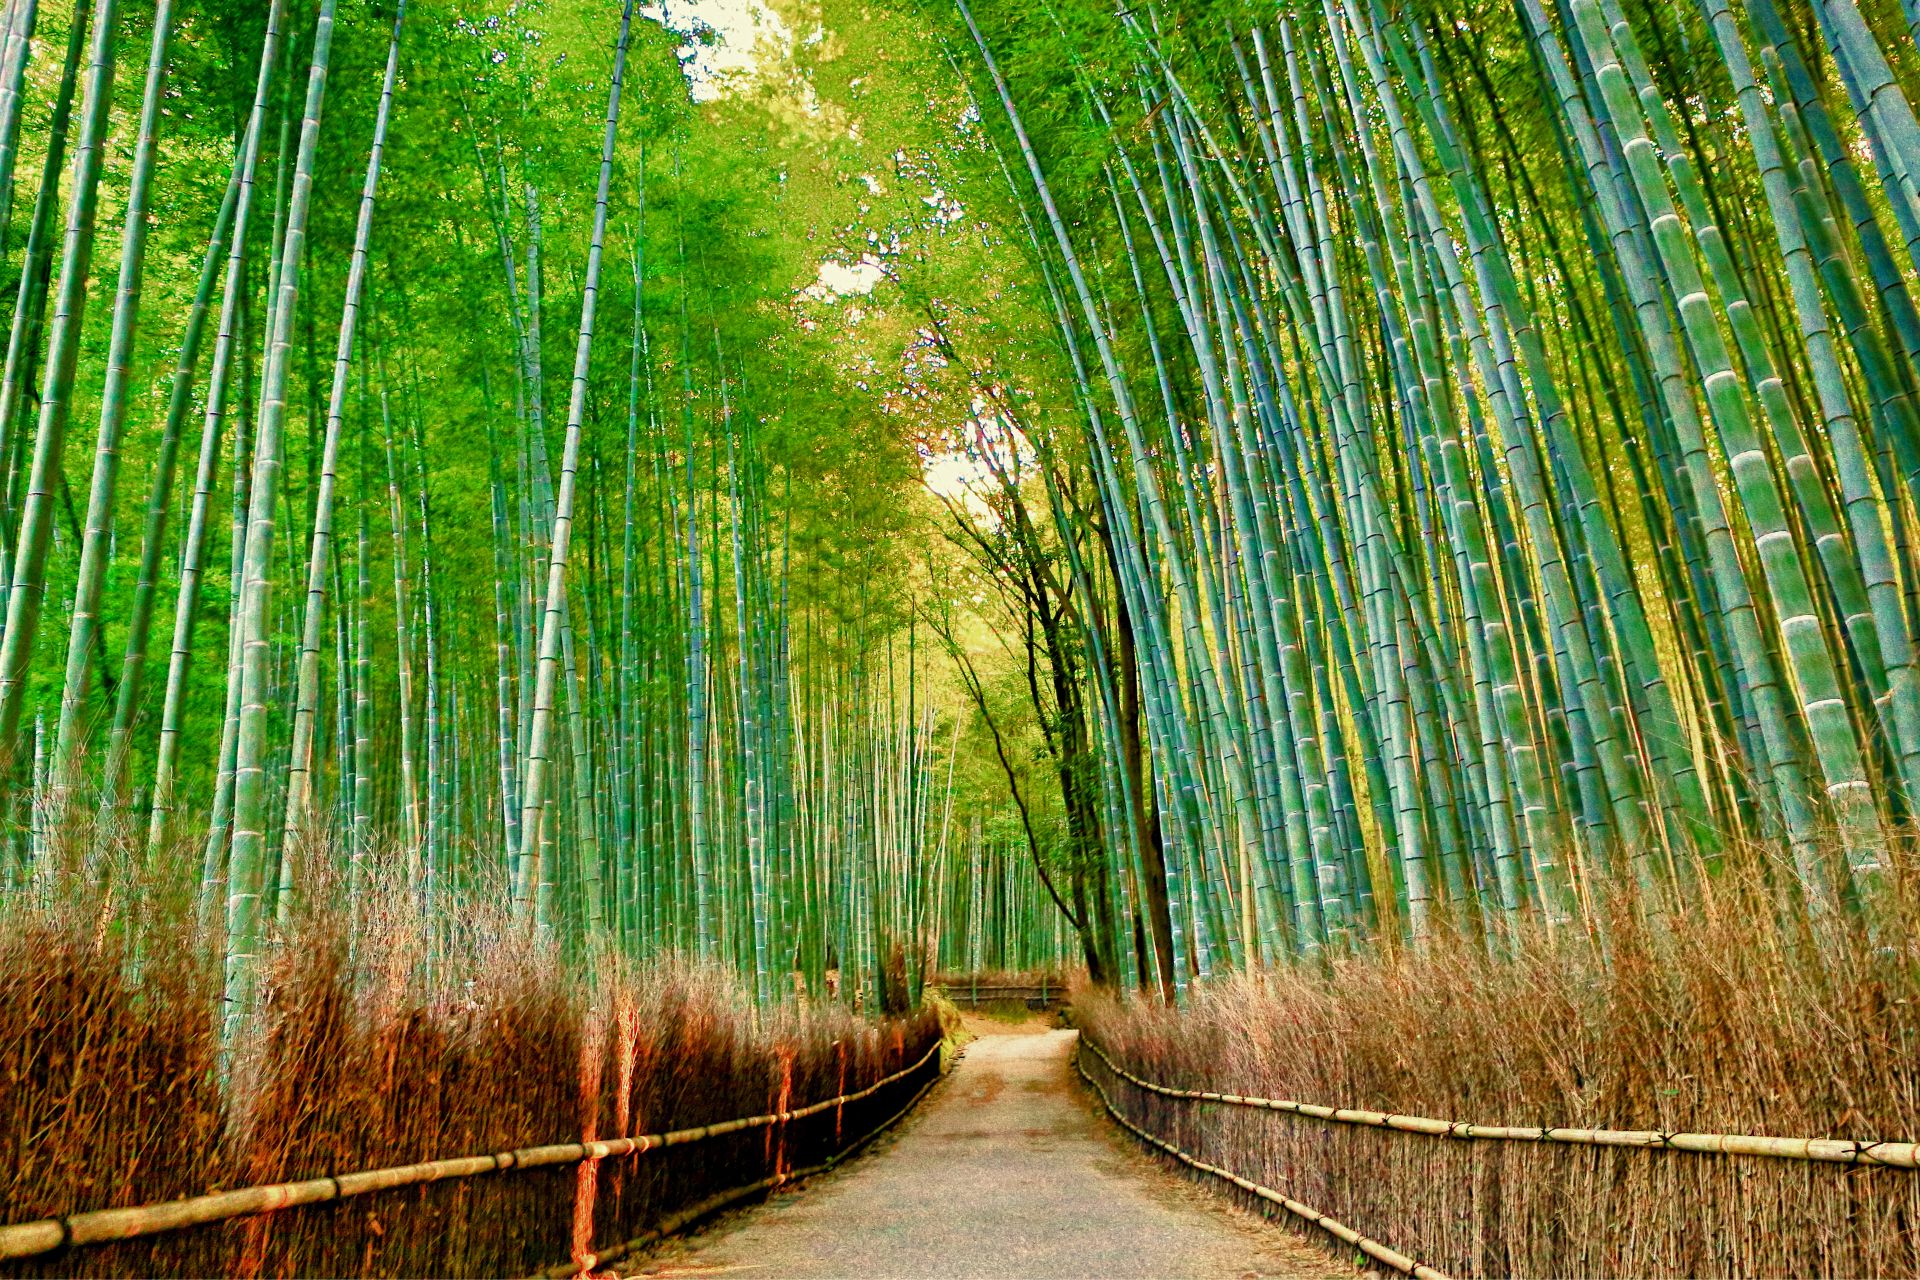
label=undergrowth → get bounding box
[0,863,940,1278]
[1078,842,1920,1278]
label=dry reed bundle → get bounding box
[1076,852,1920,1278]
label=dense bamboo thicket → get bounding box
[927,810,1081,975]
[0,0,971,1260]
[878,0,1920,1266]
[0,0,974,1024]
[0,889,939,1278]
[12,0,1920,1264]
[911,0,1920,982]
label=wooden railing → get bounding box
[930,977,1068,1010]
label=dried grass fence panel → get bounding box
[1074,933,1920,1280]
[544,1056,943,1278]
[1080,1039,1920,1167]
[1074,1048,1449,1279]
[1078,1034,1920,1277]
[0,919,945,1279]
[0,1039,942,1266]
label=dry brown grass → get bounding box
[0,871,939,1278]
[1077,849,1920,1278]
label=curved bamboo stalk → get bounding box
[514,0,634,936]
[50,0,180,794]
[0,0,124,769]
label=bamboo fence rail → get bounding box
[1074,1045,1449,1280]
[0,1039,943,1263]
[930,979,1067,1009]
[1080,1037,1920,1169]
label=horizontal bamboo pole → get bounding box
[1080,1037,1920,1169]
[0,1038,942,1262]
[539,1060,944,1277]
[1075,1046,1449,1280]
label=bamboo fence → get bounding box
[1079,1036,1920,1169]
[0,1039,942,1264]
[539,1062,944,1277]
[1074,1045,1449,1279]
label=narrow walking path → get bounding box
[641,1022,1343,1279]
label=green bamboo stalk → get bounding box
[224,0,342,1038]
[514,0,633,939]
[282,0,405,843]
[0,0,123,767]
[53,0,179,804]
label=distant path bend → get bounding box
[653,1026,1340,1279]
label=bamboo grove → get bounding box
[0,0,973,1025]
[10,0,1920,1027]
[928,0,1920,988]
[929,812,1080,976]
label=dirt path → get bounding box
[637,1024,1344,1279]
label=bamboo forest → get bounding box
[4,0,1920,1273]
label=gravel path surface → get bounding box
[637,1024,1344,1279]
